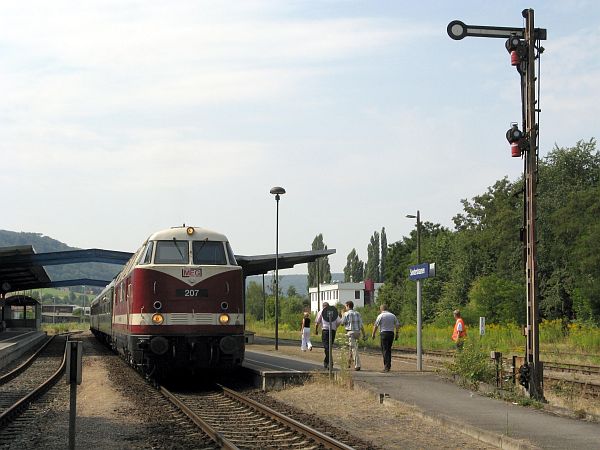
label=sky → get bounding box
[1,1,599,274]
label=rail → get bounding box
[0,335,55,385]
[0,337,68,428]
[221,385,354,450]
[159,384,354,449]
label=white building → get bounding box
[309,280,384,313]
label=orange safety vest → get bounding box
[452,318,467,341]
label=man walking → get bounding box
[372,304,400,372]
[341,301,366,371]
[315,302,341,369]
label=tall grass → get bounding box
[246,315,600,361]
[42,322,89,335]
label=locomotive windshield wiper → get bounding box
[196,237,209,253]
[173,237,185,261]
[193,238,209,264]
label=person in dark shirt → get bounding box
[300,311,313,351]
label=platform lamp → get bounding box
[270,186,286,350]
[406,210,423,371]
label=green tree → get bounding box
[343,248,364,282]
[245,281,266,319]
[268,272,282,297]
[466,275,525,324]
[369,139,600,326]
[307,234,332,287]
[365,231,380,281]
[380,227,388,282]
[286,285,298,298]
[536,139,600,322]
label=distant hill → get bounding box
[0,230,121,283]
[246,273,345,297]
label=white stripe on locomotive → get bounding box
[113,312,244,326]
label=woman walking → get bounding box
[300,311,313,351]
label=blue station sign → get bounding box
[408,263,435,281]
[408,263,430,281]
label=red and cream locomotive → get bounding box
[90,225,244,375]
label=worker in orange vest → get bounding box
[452,309,467,350]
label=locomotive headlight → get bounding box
[151,313,164,325]
[218,313,230,325]
[186,226,195,235]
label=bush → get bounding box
[447,339,495,387]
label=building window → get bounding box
[355,290,360,300]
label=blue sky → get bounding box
[1,1,598,274]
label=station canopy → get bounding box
[0,245,131,295]
[0,245,335,295]
[235,249,335,277]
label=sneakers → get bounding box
[355,367,361,371]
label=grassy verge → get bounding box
[246,317,600,364]
[42,322,89,335]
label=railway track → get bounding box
[160,384,354,449]
[0,335,67,430]
[543,361,600,376]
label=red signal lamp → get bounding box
[506,123,525,157]
[505,36,526,67]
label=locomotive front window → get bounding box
[192,241,227,265]
[226,242,237,265]
[154,240,190,264]
[140,241,154,265]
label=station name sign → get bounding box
[408,262,436,281]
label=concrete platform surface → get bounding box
[0,330,47,369]
[351,370,600,450]
[249,341,600,449]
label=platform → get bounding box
[243,349,324,391]
[0,330,47,370]
[247,339,600,450]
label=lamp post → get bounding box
[406,211,422,371]
[270,186,286,350]
[262,274,266,323]
[316,258,320,312]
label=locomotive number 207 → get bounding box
[175,288,208,298]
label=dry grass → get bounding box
[269,376,497,450]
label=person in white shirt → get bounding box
[341,301,366,371]
[315,302,341,369]
[371,304,400,372]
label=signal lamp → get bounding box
[218,313,230,325]
[506,123,525,157]
[151,313,164,325]
[505,36,527,67]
